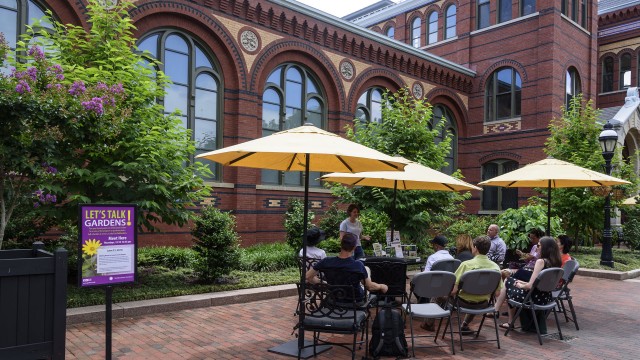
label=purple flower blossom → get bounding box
[96,82,108,91]
[110,83,124,94]
[82,97,104,115]
[69,80,86,96]
[56,74,64,81]
[26,67,37,81]
[33,202,40,208]
[16,80,31,94]
[28,46,45,61]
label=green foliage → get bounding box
[359,209,390,245]
[496,204,562,250]
[238,242,297,271]
[2,201,56,248]
[318,237,341,253]
[284,198,315,250]
[571,247,640,271]
[622,218,640,250]
[544,94,638,245]
[318,203,346,239]
[191,206,241,283]
[331,87,469,242]
[138,246,196,270]
[441,214,495,241]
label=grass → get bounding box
[571,247,640,272]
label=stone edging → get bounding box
[576,268,640,281]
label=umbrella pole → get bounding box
[298,154,310,352]
[390,181,397,244]
[547,180,551,236]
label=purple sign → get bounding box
[78,204,137,287]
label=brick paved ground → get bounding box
[66,276,640,359]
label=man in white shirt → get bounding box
[423,235,453,272]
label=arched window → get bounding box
[262,64,325,187]
[601,56,614,92]
[521,0,536,15]
[411,17,421,48]
[0,0,52,69]
[565,67,581,109]
[499,0,512,23]
[571,0,578,21]
[432,105,458,174]
[478,0,490,29]
[481,160,519,211]
[445,5,456,39]
[356,87,384,124]
[620,53,631,90]
[386,26,395,39]
[580,0,587,27]
[427,11,438,45]
[138,31,222,180]
[485,67,522,122]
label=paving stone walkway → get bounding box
[66,276,640,359]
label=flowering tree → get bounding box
[0,0,211,248]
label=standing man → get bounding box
[486,224,507,265]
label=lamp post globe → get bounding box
[599,121,617,267]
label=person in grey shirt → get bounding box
[486,224,507,265]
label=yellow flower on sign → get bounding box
[82,239,102,256]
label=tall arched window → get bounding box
[262,64,325,187]
[499,0,512,23]
[138,31,222,180]
[478,0,490,29]
[521,0,536,15]
[485,67,522,122]
[356,87,384,124]
[445,5,456,39]
[386,26,395,39]
[620,53,631,89]
[427,11,438,45]
[0,0,52,69]
[565,67,581,109]
[481,160,519,211]
[432,105,458,174]
[411,17,421,48]
[601,56,614,92]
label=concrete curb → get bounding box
[66,267,639,325]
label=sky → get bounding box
[294,0,400,18]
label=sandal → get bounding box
[499,322,512,330]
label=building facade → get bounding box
[1,0,638,246]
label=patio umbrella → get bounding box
[321,157,481,243]
[478,157,630,235]
[622,196,638,205]
[196,123,407,356]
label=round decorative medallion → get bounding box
[240,30,259,52]
[412,82,424,99]
[339,60,355,81]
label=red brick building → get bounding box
[2,0,638,246]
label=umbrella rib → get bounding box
[353,178,365,186]
[594,180,604,186]
[507,181,517,187]
[285,154,298,172]
[336,156,353,172]
[229,152,256,165]
[381,160,401,170]
[444,184,455,191]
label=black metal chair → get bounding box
[402,271,457,357]
[295,257,322,316]
[552,259,580,330]
[297,271,370,360]
[505,267,565,345]
[448,269,502,351]
[365,257,408,307]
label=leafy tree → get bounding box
[284,198,315,250]
[496,204,562,250]
[317,202,346,239]
[0,0,211,248]
[544,94,638,246]
[191,206,240,283]
[330,87,469,242]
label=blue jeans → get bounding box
[353,245,365,259]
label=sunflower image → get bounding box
[82,239,102,256]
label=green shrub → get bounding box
[318,237,341,253]
[441,214,495,241]
[239,242,297,271]
[359,209,390,246]
[191,206,241,283]
[138,246,196,269]
[318,203,346,239]
[284,198,315,250]
[623,218,640,250]
[496,204,562,250]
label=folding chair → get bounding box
[402,271,456,357]
[431,258,462,273]
[448,270,502,351]
[552,259,580,330]
[505,268,565,345]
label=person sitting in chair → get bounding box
[305,232,388,302]
[422,235,453,272]
[299,227,326,260]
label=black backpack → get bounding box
[369,307,409,358]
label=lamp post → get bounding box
[599,121,617,267]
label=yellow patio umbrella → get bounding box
[622,196,638,205]
[196,123,407,356]
[478,157,630,234]
[321,157,481,241]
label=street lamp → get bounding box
[599,121,617,267]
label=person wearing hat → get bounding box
[299,227,327,260]
[306,232,388,302]
[422,235,453,272]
